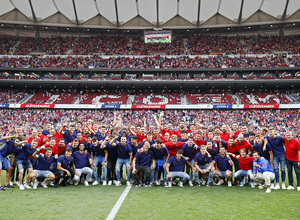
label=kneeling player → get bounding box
[212,146,234,187]
[73,142,93,186]
[132,142,155,187]
[166,149,195,187]
[54,147,75,188]
[25,147,55,189]
[250,151,275,193]
[193,145,214,187]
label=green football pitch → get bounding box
[1,172,300,220]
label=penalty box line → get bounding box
[106,185,132,220]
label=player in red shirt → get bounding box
[220,125,231,142]
[194,132,206,147]
[52,138,67,159]
[235,133,251,155]
[37,125,47,144]
[27,129,43,169]
[165,135,185,157]
[199,125,208,140]
[284,132,300,191]
[129,126,147,143]
[231,148,255,187]
[231,123,242,139]
[162,133,170,144]
[152,127,163,140]
[247,131,256,154]
[41,137,57,155]
[76,132,86,143]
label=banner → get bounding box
[244,104,280,109]
[20,104,55,108]
[213,104,232,109]
[2,103,299,109]
[131,105,166,109]
[101,105,121,109]
[0,104,9,108]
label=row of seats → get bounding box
[0,55,298,69]
[0,35,299,55]
[1,90,296,105]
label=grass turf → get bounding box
[1,171,300,220]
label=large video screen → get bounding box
[144,30,172,44]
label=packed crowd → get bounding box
[0,55,298,69]
[0,35,299,55]
[188,35,300,55]
[0,89,28,104]
[0,110,299,193]
[0,89,298,105]
[0,109,299,137]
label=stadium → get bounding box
[0,0,300,219]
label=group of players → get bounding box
[0,111,299,193]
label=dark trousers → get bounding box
[286,158,300,187]
[134,165,151,185]
[55,167,75,184]
[107,158,117,181]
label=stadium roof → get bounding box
[0,0,299,30]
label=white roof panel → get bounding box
[159,0,177,24]
[0,0,15,16]
[54,0,76,22]
[31,0,57,21]
[139,0,156,25]
[75,0,98,23]
[200,0,219,23]
[97,0,117,24]
[286,0,300,18]
[11,0,32,18]
[242,0,262,21]
[261,0,285,19]
[117,0,137,25]
[178,0,199,24]
[219,0,241,22]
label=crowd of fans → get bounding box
[0,109,299,138]
[0,35,299,55]
[0,55,298,69]
[0,89,28,104]
[0,89,298,105]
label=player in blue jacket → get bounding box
[250,151,275,193]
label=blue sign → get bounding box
[213,105,232,109]
[101,105,121,109]
[0,104,9,108]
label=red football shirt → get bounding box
[284,137,300,161]
[235,155,254,170]
[165,141,185,156]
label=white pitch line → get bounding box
[106,185,132,220]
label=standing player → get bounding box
[266,127,286,190]
[150,138,170,186]
[15,139,39,190]
[90,137,108,185]
[283,132,300,191]
[110,136,133,186]
[0,135,24,190]
[181,136,199,186]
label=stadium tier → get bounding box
[0,35,299,55]
[1,89,298,106]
